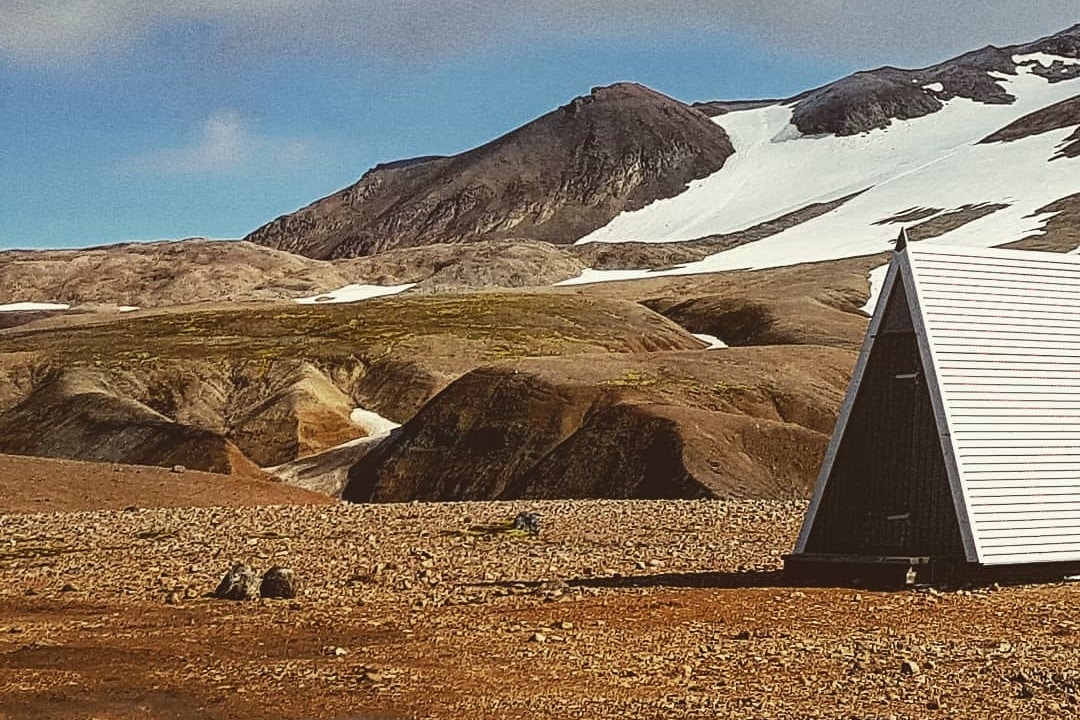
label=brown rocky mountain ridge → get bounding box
[244,83,734,258]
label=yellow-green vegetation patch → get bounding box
[0,293,696,370]
[601,369,660,388]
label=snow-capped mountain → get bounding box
[246,24,1080,275]
[573,27,1080,281]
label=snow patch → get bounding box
[691,333,728,349]
[295,283,415,305]
[924,82,945,92]
[861,264,890,315]
[349,407,400,437]
[1014,52,1080,68]
[0,302,70,312]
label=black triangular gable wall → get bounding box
[803,266,965,558]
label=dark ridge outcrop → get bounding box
[342,367,605,502]
[342,347,853,503]
[783,24,1080,136]
[245,83,734,259]
[980,94,1080,157]
[501,403,712,500]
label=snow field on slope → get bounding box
[564,58,1080,285]
[349,407,400,437]
[861,264,890,314]
[0,302,70,312]
[691,333,729,349]
[294,283,416,304]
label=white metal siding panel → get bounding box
[906,244,1080,565]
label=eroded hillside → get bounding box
[0,257,875,500]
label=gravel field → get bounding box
[1,499,1079,719]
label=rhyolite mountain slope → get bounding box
[574,24,1080,274]
[245,83,734,259]
[0,255,876,501]
[245,24,1080,280]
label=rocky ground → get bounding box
[1,499,1078,719]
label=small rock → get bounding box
[900,659,920,675]
[259,566,300,599]
[213,563,259,601]
[59,583,78,593]
[165,591,181,605]
[171,465,186,474]
[513,511,541,535]
[529,632,547,643]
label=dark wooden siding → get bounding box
[804,280,964,558]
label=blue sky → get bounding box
[0,2,1075,249]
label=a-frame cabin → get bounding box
[786,235,1080,584]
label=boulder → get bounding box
[214,563,259,601]
[513,511,541,535]
[260,566,300,599]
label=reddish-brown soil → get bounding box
[0,453,329,513]
[1,500,1078,719]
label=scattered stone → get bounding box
[170,465,186,474]
[259,566,300,599]
[214,563,259,601]
[513,512,541,535]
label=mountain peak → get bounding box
[246,82,733,259]
[589,82,662,99]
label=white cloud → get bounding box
[0,1,1076,68]
[127,111,311,175]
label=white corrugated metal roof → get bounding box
[905,243,1080,565]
